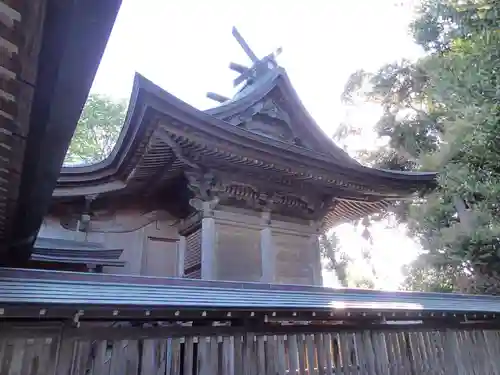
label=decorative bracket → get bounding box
[155,124,199,169]
[185,170,226,216]
[185,171,217,201]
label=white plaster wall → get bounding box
[40,211,180,277]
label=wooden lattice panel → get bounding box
[184,228,201,279]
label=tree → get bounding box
[65,94,127,165]
[339,0,500,293]
[320,232,351,287]
[320,230,378,289]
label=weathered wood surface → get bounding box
[0,0,45,246]
[2,326,500,374]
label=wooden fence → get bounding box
[2,324,500,375]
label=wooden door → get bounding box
[142,237,179,277]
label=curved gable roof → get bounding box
[207,68,356,164]
[55,71,436,197]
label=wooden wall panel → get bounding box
[274,232,315,285]
[142,237,178,277]
[216,223,261,282]
[0,0,45,241]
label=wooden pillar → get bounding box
[260,211,275,283]
[310,221,323,286]
[177,236,186,277]
[201,202,217,280]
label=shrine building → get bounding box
[36,27,436,284]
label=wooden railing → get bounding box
[2,323,500,374]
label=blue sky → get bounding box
[89,0,425,289]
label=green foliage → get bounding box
[65,94,127,165]
[400,252,465,292]
[339,0,500,293]
[320,231,378,288]
[320,233,350,287]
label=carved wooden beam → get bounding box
[60,210,175,233]
[229,62,249,74]
[155,125,199,169]
[206,92,230,103]
[185,170,220,202]
[232,26,258,63]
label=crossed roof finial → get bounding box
[206,27,282,104]
[230,27,282,87]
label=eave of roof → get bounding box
[32,237,124,267]
[30,254,125,267]
[55,73,436,198]
[3,0,122,264]
[0,268,497,322]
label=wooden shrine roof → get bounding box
[0,0,121,263]
[54,71,436,226]
[0,267,497,324]
[30,237,124,268]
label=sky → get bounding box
[89,0,425,289]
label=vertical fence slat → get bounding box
[322,334,334,375]
[287,335,299,375]
[19,339,35,375]
[169,338,182,375]
[184,337,194,375]
[277,335,287,375]
[233,335,243,375]
[6,324,500,375]
[428,331,442,374]
[7,339,25,375]
[315,334,326,375]
[305,334,317,375]
[55,338,77,375]
[397,332,411,375]
[243,333,256,375]
[197,336,211,375]
[483,330,500,375]
[265,335,277,375]
[361,331,376,375]
[339,333,352,375]
[460,330,473,374]
[256,336,266,375]
[377,332,390,375]
[125,340,139,375]
[297,334,307,375]
[385,333,397,375]
[407,332,421,374]
[353,333,366,375]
